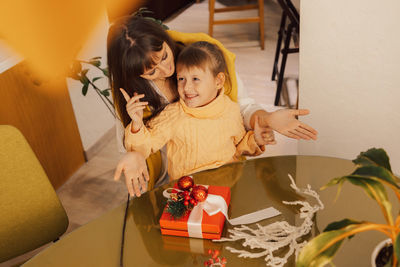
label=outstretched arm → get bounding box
[235,73,317,141]
[250,109,318,140]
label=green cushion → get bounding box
[0,125,69,262]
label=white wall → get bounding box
[299,0,400,174]
[67,9,115,152]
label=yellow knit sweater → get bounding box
[125,92,263,180]
[142,31,240,188]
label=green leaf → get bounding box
[395,232,400,263]
[297,223,378,267]
[90,56,102,60]
[323,175,393,224]
[101,68,109,77]
[92,77,103,82]
[79,76,89,85]
[353,148,391,172]
[321,176,343,189]
[324,175,389,204]
[348,176,387,200]
[82,83,89,96]
[79,69,90,85]
[297,230,346,267]
[324,219,362,232]
[89,60,101,67]
[321,177,347,203]
[100,89,110,97]
[349,177,394,226]
[347,177,392,218]
[351,166,399,189]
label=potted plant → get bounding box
[296,148,400,267]
[68,56,115,117]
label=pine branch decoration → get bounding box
[166,198,188,219]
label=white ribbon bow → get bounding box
[163,187,281,238]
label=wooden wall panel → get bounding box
[0,62,85,189]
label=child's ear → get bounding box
[215,72,226,89]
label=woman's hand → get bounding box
[253,115,276,146]
[114,151,150,197]
[120,88,148,133]
[252,109,318,140]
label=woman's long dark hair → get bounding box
[107,16,178,127]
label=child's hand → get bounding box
[254,115,276,146]
[120,88,148,133]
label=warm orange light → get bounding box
[0,0,139,79]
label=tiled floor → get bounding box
[1,1,299,266]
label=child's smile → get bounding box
[183,93,198,101]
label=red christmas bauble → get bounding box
[191,185,208,202]
[178,176,194,191]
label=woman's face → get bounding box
[140,42,175,81]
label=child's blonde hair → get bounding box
[176,41,231,93]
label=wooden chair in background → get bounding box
[271,0,299,105]
[208,0,265,50]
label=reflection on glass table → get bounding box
[23,156,392,267]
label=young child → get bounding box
[122,41,272,180]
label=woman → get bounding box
[107,15,317,197]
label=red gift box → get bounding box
[159,185,231,240]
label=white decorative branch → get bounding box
[215,174,324,267]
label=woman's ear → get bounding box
[215,72,226,89]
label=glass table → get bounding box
[23,156,392,267]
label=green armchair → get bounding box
[0,125,69,263]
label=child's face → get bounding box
[176,65,224,108]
